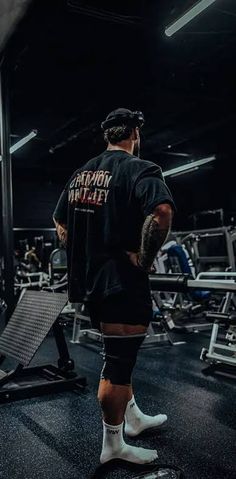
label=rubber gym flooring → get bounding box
[0,327,235,479]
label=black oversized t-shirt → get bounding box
[53,150,175,303]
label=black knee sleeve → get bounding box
[101,335,146,386]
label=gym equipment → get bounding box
[156,228,236,335]
[43,274,75,326]
[48,248,67,285]
[33,235,44,262]
[190,208,224,229]
[71,300,182,348]
[198,271,236,375]
[144,320,183,347]
[18,238,29,256]
[200,314,236,375]
[14,245,49,293]
[71,302,99,345]
[0,299,7,331]
[149,273,236,293]
[13,231,62,296]
[14,246,68,296]
[164,244,212,332]
[149,274,236,376]
[71,273,236,351]
[167,244,209,299]
[14,270,49,291]
[146,272,236,347]
[14,228,58,269]
[197,271,236,314]
[132,465,184,478]
[176,227,236,273]
[0,290,86,403]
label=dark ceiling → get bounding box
[3,0,236,225]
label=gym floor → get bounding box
[0,327,235,479]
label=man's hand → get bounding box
[58,224,68,246]
[126,251,156,273]
[126,251,139,267]
[53,218,68,246]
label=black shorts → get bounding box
[87,291,153,329]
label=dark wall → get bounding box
[13,171,66,228]
[10,150,236,231]
[163,156,236,230]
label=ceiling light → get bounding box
[165,0,218,37]
[163,155,216,178]
[170,166,199,178]
[10,130,37,154]
[0,130,37,160]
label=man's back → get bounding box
[54,149,173,302]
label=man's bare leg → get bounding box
[98,322,145,425]
[98,380,132,425]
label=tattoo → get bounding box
[138,214,169,271]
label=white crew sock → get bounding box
[100,421,158,464]
[124,396,167,437]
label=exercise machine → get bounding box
[159,243,212,332]
[0,290,86,403]
[176,226,236,274]
[71,273,236,352]
[197,272,236,376]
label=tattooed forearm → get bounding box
[138,214,170,271]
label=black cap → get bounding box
[101,108,145,130]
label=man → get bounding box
[53,108,175,464]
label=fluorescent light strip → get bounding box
[169,166,199,178]
[10,130,37,154]
[0,130,37,161]
[165,0,217,37]
[163,155,216,178]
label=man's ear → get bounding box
[131,127,139,141]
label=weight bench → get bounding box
[0,290,86,403]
